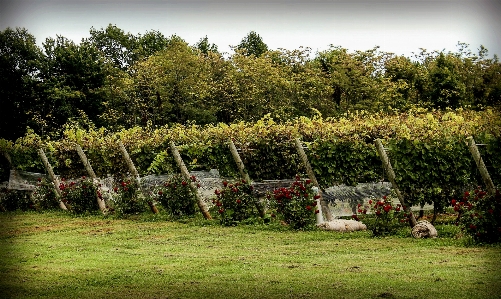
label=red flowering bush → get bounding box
[109,178,146,216]
[355,195,409,236]
[59,176,99,214]
[452,187,501,243]
[154,174,199,217]
[213,179,259,226]
[269,176,319,230]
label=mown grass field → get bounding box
[0,211,500,299]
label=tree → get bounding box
[194,36,219,55]
[427,52,467,109]
[130,39,217,126]
[315,46,380,112]
[37,36,109,134]
[89,24,138,70]
[0,27,42,140]
[236,31,268,57]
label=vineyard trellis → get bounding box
[1,110,500,236]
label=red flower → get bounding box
[368,200,373,205]
[305,179,311,185]
[236,199,242,204]
[383,205,391,213]
[158,191,163,196]
[451,199,456,206]
[315,210,320,214]
[215,189,221,196]
[383,195,387,200]
[314,195,321,199]
[469,224,477,230]
[464,191,470,197]
[182,181,188,186]
[218,209,224,214]
[223,181,228,187]
[306,205,312,211]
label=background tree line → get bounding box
[1,25,500,141]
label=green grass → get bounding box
[0,211,500,299]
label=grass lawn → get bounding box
[0,211,500,299]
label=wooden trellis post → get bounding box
[75,144,107,213]
[374,139,417,227]
[117,141,159,214]
[466,136,496,196]
[3,152,12,166]
[38,148,67,211]
[170,141,212,220]
[228,138,265,218]
[294,138,333,222]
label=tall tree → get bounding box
[128,38,217,126]
[237,31,268,57]
[89,24,139,70]
[0,27,42,140]
[194,36,219,55]
[37,36,109,133]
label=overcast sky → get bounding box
[1,0,500,58]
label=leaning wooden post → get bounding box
[374,139,417,227]
[38,148,67,211]
[294,138,333,222]
[75,144,107,213]
[228,139,251,183]
[117,141,158,214]
[170,141,212,220]
[466,136,496,196]
[3,151,12,166]
[228,138,265,217]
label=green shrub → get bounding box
[109,179,147,217]
[213,179,260,226]
[32,177,60,210]
[59,177,99,214]
[154,174,199,217]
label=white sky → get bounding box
[1,0,500,58]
